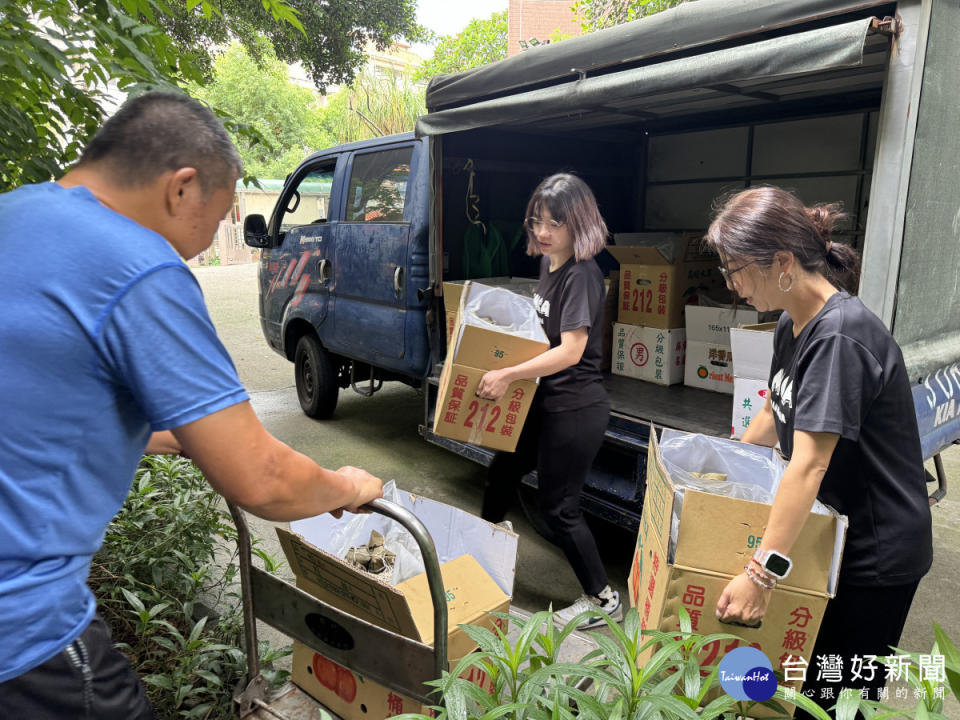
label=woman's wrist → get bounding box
[744,564,776,590]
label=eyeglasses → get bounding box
[718,260,757,281]
[525,217,565,232]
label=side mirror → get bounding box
[244,214,270,248]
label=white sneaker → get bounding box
[554,586,623,630]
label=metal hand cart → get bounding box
[227,499,449,719]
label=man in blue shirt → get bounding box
[0,92,383,718]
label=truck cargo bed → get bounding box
[604,374,733,438]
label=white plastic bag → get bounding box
[459,283,547,341]
[324,481,426,585]
[659,429,830,558]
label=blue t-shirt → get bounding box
[0,183,249,682]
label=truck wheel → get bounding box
[295,334,339,419]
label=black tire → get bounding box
[294,334,339,419]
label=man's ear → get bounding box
[164,167,199,215]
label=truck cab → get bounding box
[246,134,431,417]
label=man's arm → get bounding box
[145,430,182,455]
[171,401,382,521]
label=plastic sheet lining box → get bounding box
[279,490,519,719]
[628,428,847,717]
[611,322,686,386]
[434,281,548,451]
[442,277,538,344]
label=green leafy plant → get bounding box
[573,0,689,33]
[392,606,831,720]
[88,454,287,719]
[844,622,960,720]
[415,11,508,80]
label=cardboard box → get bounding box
[684,306,774,394]
[435,281,549,451]
[293,643,496,718]
[606,233,723,329]
[729,323,777,438]
[627,429,847,716]
[732,377,770,439]
[434,362,539,451]
[730,322,778,381]
[279,491,519,718]
[443,277,538,344]
[611,322,686,386]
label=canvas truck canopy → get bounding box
[424,0,894,112]
[416,16,889,137]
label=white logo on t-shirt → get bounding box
[770,368,793,424]
[534,292,550,320]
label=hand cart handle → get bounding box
[363,497,449,678]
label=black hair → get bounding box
[705,186,861,294]
[525,173,609,261]
[77,91,242,193]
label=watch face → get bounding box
[766,554,791,577]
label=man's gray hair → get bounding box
[78,91,243,192]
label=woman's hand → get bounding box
[477,368,514,402]
[716,572,772,627]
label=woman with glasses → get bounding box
[475,173,620,630]
[707,186,932,715]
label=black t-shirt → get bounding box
[534,256,608,412]
[769,292,933,586]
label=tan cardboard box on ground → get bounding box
[627,429,847,717]
[606,233,723,329]
[443,277,538,345]
[729,323,778,438]
[292,643,496,718]
[611,322,686,386]
[684,306,776,394]
[277,491,519,719]
[434,281,549,451]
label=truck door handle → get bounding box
[318,258,331,285]
[394,266,404,298]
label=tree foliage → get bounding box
[0,0,422,192]
[321,71,426,146]
[573,0,690,32]
[191,41,330,180]
[150,0,424,91]
[415,11,508,80]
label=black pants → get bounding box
[0,614,155,720]
[795,580,920,719]
[482,400,610,596]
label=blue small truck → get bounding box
[244,0,958,532]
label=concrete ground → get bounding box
[195,263,960,712]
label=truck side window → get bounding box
[278,166,335,234]
[345,147,412,223]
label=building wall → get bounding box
[508,0,582,57]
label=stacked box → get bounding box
[612,323,686,385]
[628,429,847,717]
[729,322,778,438]
[606,234,721,386]
[684,306,777,394]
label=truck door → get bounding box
[328,143,416,370]
[263,157,342,343]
